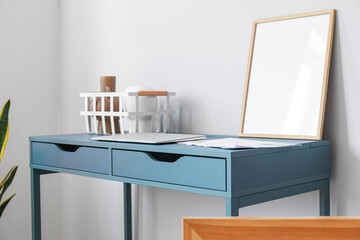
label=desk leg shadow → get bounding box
[124,183,132,240]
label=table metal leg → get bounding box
[124,183,132,240]
[320,179,330,216]
[226,198,239,216]
[31,168,42,240]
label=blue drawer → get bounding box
[31,142,110,174]
[112,150,226,191]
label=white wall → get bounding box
[55,0,360,240]
[0,0,59,239]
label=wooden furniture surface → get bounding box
[30,133,331,240]
[183,217,360,240]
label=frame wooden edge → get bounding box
[239,132,321,140]
[317,9,336,139]
[183,218,203,240]
[239,9,336,140]
[239,20,257,137]
[254,9,335,24]
[183,217,360,240]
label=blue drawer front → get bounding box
[31,142,110,174]
[112,150,226,191]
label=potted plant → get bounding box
[0,100,18,218]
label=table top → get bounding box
[30,133,330,159]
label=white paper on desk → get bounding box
[179,138,301,149]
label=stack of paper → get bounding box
[179,138,302,149]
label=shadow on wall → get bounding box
[322,16,351,216]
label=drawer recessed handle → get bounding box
[146,152,182,163]
[56,144,81,152]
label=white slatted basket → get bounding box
[80,91,176,134]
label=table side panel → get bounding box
[31,141,110,174]
[231,145,331,194]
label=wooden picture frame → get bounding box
[239,10,336,140]
[183,217,360,240]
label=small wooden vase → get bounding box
[89,76,120,134]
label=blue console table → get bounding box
[30,133,331,240]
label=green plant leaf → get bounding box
[0,165,17,189]
[0,166,14,192]
[0,193,15,218]
[0,99,10,164]
[0,100,16,219]
[0,165,17,202]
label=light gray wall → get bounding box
[55,0,360,240]
[0,0,60,239]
